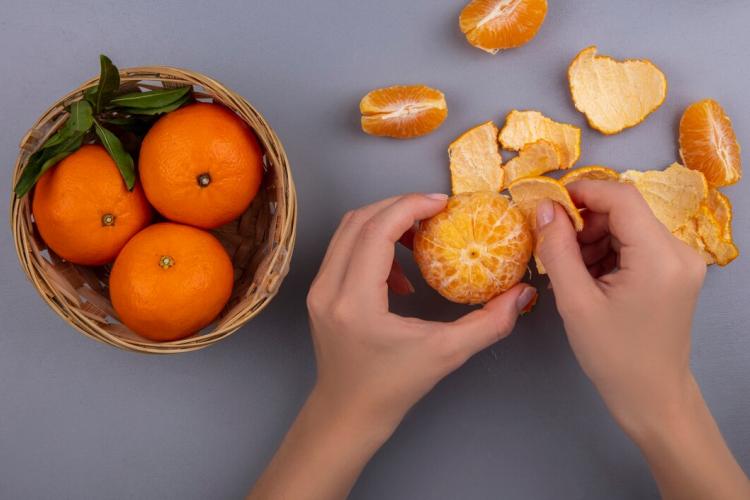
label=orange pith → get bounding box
[449,121,504,194]
[414,192,532,304]
[679,99,742,187]
[459,0,548,54]
[560,165,619,185]
[502,139,561,188]
[109,222,234,342]
[360,85,448,139]
[139,102,264,229]
[498,110,581,169]
[507,176,584,231]
[32,145,152,266]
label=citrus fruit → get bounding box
[620,163,708,232]
[139,102,264,229]
[413,191,532,304]
[459,0,548,54]
[560,165,619,185]
[360,85,448,139]
[449,121,504,194]
[502,139,561,188]
[508,176,584,231]
[568,46,667,135]
[31,144,152,266]
[498,110,581,168]
[109,222,234,342]
[679,99,742,187]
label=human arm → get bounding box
[248,193,537,500]
[535,180,750,499]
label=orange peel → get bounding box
[360,85,447,139]
[459,0,548,54]
[507,176,584,231]
[705,188,733,241]
[449,121,504,194]
[679,99,742,187]
[560,165,619,185]
[502,139,561,188]
[568,46,667,135]
[498,110,581,169]
[414,191,533,304]
[674,207,738,267]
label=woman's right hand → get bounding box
[535,180,749,500]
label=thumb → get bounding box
[440,283,537,360]
[535,200,597,298]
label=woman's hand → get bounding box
[249,193,535,500]
[535,180,749,500]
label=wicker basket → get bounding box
[10,67,297,354]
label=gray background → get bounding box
[1,1,748,499]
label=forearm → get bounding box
[248,388,395,500]
[622,375,749,500]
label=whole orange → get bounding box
[138,103,264,229]
[31,144,152,266]
[109,222,234,342]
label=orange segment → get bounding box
[508,176,584,231]
[360,85,448,139]
[502,139,561,188]
[459,0,548,54]
[620,163,708,232]
[414,191,532,304]
[560,165,619,185]
[679,99,742,187]
[568,46,667,135]
[449,121,504,194]
[498,110,581,169]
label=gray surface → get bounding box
[1,1,749,498]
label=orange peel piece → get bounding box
[459,0,548,54]
[568,46,667,135]
[620,163,708,232]
[414,191,533,304]
[502,140,561,188]
[498,110,581,169]
[449,121,504,194]
[560,165,619,185]
[679,99,742,187]
[360,85,448,139]
[508,176,584,231]
[705,188,733,241]
[674,207,738,267]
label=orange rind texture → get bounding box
[360,85,448,139]
[498,110,581,169]
[674,207,739,266]
[560,165,619,185]
[459,0,548,54]
[507,176,584,231]
[449,121,504,194]
[568,46,667,135]
[414,191,533,304]
[502,139,561,188]
[706,188,733,241]
[620,163,708,232]
[679,99,742,187]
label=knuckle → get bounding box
[348,209,370,227]
[306,285,325,314]
[360,219,382,239]
[340,210,355,225]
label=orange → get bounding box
[109,223,234,342]
[459,0,548,54]
[448,121,504,194]
[414,191,532,304]
[679,99,742,187]
[139,103,264,229]
[568,46,667,135]
[360,85,448,139]
[32,145,152,266]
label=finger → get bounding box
[316,195,403,285]
[439,284,536,360]
[566,180,666,247]
[581,235,612,266]
[578,211,610,244]
[343,193,449,295]
[535,201,601,301]
[386,258,414,295]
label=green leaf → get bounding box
[89,54,120,113]
[119,94,191,115]
[109,86,191,109]
[14,132,85,197]
[44,100,94,148]
[94,121,135,190]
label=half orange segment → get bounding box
[360,85,448,139]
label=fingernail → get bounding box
[536,199,555,228]
[426,193,449,200]
[516,287,538,314]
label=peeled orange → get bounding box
[360,85,448,139]
[414,191,532,304]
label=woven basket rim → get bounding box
[10,65,297,354]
